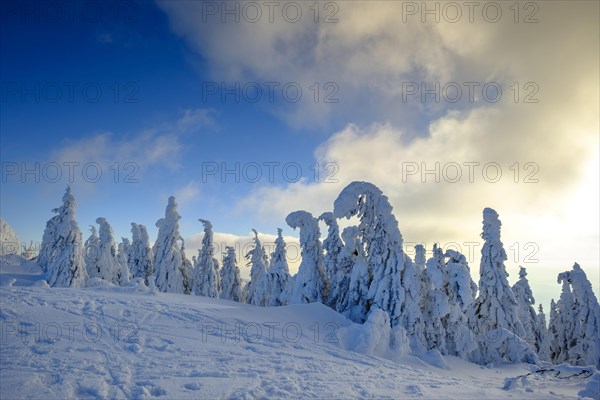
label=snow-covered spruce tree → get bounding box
[445,249,477,314]
[423,244,449,353]
[220,246,244,302]
[319,212,343,293]
[153,196,191,294]
[333,181,424,347]
[414,244,430,327]
[330,226,363,314]
[286,211,327,304]
[95,217,120,285]
[469,208,534,364]
[38,214,59,273]
[512,266,541,351]
[552,275,577,364]
[83,225,100,279]
[444,249,478,359]
[192,219,221,298]
[414,244,426,273]
[546,299,562,363]
[246,229,269,306]
[180,240,193,294]
[45,187,87,287]
[556,264,600,368]
[259,228,292,306]
[129,223,154,285]
[117,238,131,286]
[536,304,551,361]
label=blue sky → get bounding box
[1,1,598,308]
[1,1,328,236]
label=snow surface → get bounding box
[1,258,597,400]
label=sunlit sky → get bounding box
[1,1,598,309]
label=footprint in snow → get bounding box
[183,382,202,390]
[404,384,423,396]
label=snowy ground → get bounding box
[1,258,597,400]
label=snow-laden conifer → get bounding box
[193,219,220,298]
[153,196,190,293]
[220,246,244,302]
[260,228,291,306]
[246,229,269,306]
[319,212,342,293]
[129,223,154,285]
[512,266,541,351]
[286,211,327,304]
[117,237,131,286]
[95,217,120,285]
[45,187,87,288]
[83,225,100,279]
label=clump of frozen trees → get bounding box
[546,263,600,368]
[36,184,600,368]
[129,223,154,285]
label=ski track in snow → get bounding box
[0,261,595,400]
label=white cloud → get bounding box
[158,1,598,130]
[174,181,201,206]
[49,108,216,189]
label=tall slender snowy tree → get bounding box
[414,244,426,273]
[423,244,449,353]
[153,196,190,294]
[220,246,244,302]
[83,225,100,279]
[338,227,372,319]
[445,249,477,314]
[117,238,131,286]
[181,239,193,294]
[414,244,430,328]
[333,181,423,346]
[193,219,221,298]
[444,249,478,359]
[512,266,541,351]
[246,229,269,306]
[129,223,154,285]
[319,212,343,290]
[470,208,525,336]
[547,298,563,363]
[94,217,120,285]
[286,211,327,304]
[38,214,59,273]
[259,228,291,306]
[469,208,534,364]
[329,226,362,314]
[537,304,551,361]
[45,187,87,288]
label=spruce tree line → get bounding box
[37,184,600,368]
